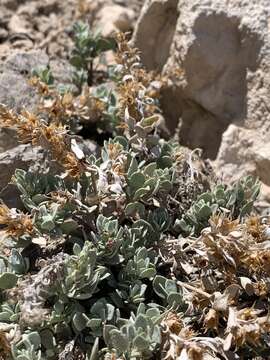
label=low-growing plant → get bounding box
[175,175,260,235]
[0,27,266,360]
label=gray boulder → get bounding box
[0,50,49,152]
[133,0,270,164]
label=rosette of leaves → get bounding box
[92,215,124,264]
[126,156,173,205]
[13,169,65,211]
[117,222,155,260]
[175,176,260,236]
[11,332,43,360]
[147,207,171,233]
[60,242,109,300]
[153,275,186,311]
[34,200,78,235]
[13,170,84,236]
[116,247,157,306]
[71,298,116,339]
[0,302,20,323]
[123,246,157,282]
[104,303,162,359]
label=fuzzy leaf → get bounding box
[109,329,129,353]
[153,275,167,299]
[129,172,145,189]
[0,272,18,290]
[133,335,149,351]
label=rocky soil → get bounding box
[0,0,142,200]
[0,0,270,208]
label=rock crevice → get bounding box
[133,0,270,170]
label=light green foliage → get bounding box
[175,175,260,235]
[13,169,64,210]
[61,242,109,300]
[92,84,119,132]
[0,257,18,290]
[0,302,20,322]
[70,21,117,88]
[12,332,43,360]
[0,23,261,360]
[32,66,54,86]
[153,275,186,310]
[104,304,162,359]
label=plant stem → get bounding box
[177,280,212,299]
[87,59,93,86]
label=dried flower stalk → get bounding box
[0,104,85,177]
[0,202,33,238]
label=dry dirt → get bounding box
[0,0,143,61]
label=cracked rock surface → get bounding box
[133,0,270,183]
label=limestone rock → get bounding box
[0,50,49,111]
[0,50,49,152]
[133,0,179,71]
[214,124,257,183]
[0,129,19,153]
[0,50,76,152]
[96,5,135,36]
[8,13,30,34]
[133,0,270,166]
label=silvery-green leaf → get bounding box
[127,157,138,177]
[133,335,149,351]
[157,155,173,168]
[198,192,213,203]
[23,331,41,350]
[9,249,28,274]
[113,136,128,149]
[240,200,254,218]
[125,202,145,217]
[153,275,167,299]
[167,292,184,308]
[197,204,212,220]
[140,268,156,279]
[87,318,102,329]
[73,243,82,256]
[165,279,178,294]
[152,325,161,344]
[143,163,157,177]
[73,312,87,332]
[0,272,18,289]
[109,329,129,353]
[40,329,55,350]
[129,172,145,189]
[134,186,151,200]
[134,314,148,330]
[103,325,117,348]
[40,215,55,231]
